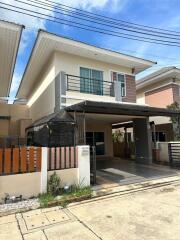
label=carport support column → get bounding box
[133,118,152,164]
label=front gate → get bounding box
[168,142,180,167]
[90,146,96,185]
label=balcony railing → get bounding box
[66,74,115,97]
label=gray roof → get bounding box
[65,100,180,117]
[27,110,75,129]
[136,66,180,90]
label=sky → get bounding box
[1,0,180,101]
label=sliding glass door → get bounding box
[80,67,103,95]
[86,132,105,155]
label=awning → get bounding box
[65,100,180,117]
[26,110,75,130]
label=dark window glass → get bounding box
[86,132,105,155]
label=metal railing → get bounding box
[66,74,115,97]
[168,142,180,167]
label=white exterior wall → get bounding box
[28,51,133,121]
[28,55,56,121]
[55,52,132,106]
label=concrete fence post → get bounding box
[40,147,48,193]
[77,145,90,186]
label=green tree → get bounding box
[167,102,180,140]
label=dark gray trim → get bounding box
[65,100,180,117]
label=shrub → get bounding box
[47,172,61,196]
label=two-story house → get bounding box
[15,30,180,179]
[136,67,180,142]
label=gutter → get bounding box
[7,23,25,97]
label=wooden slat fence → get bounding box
[168,143,180,167]
[0,147,41,175]
[48,147,78,171]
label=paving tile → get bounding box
[45,221,99,240]
[24,213,49,230]
[23,230,46,240]
[41,206,60,213]
[0,214,16,224]
[0,221,22,240]
[45,209,70,224]
[23,209,42,217]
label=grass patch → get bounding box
[39,193,54,207]
[39,186,92,208]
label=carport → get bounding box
[66,100,180,186]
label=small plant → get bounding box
[39,192,54,207]
[47,172,61,196]
[112,130,123,143]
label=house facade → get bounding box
[136,67,180,141]
[15,30,164,162]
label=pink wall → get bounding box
[145,86,173,108]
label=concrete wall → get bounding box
[157,142,169,162]
[0,103,30,137]
[48,169,79,187]
[0,146,90,201]
[0,172,41,201]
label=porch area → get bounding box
[94,157,180,190]
[66,100,180,188]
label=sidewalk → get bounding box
[1,184,180,240]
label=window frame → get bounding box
[110,70,127,97]
[80,67,104,95]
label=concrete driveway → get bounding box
[1,184,180,240]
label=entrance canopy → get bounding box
[65,100,180,117]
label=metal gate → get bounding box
[168,142,180,167]
[90,146,96,185]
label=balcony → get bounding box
[66,74,115,97]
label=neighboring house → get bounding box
[136,67,180,142]
[15,30,180,165]
[0,20,31,146]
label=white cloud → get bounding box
[58,0,127,12]
[1,0,129,100]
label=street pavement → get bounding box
[1,184,180,240]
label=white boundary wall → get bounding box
[0,145,90,202]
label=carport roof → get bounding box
[0,20,24,98]
[65,100,180,117]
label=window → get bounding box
[80,67,103,95]
[111,72,126,97]
[152,132,166,142]
[86,132,105,155]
